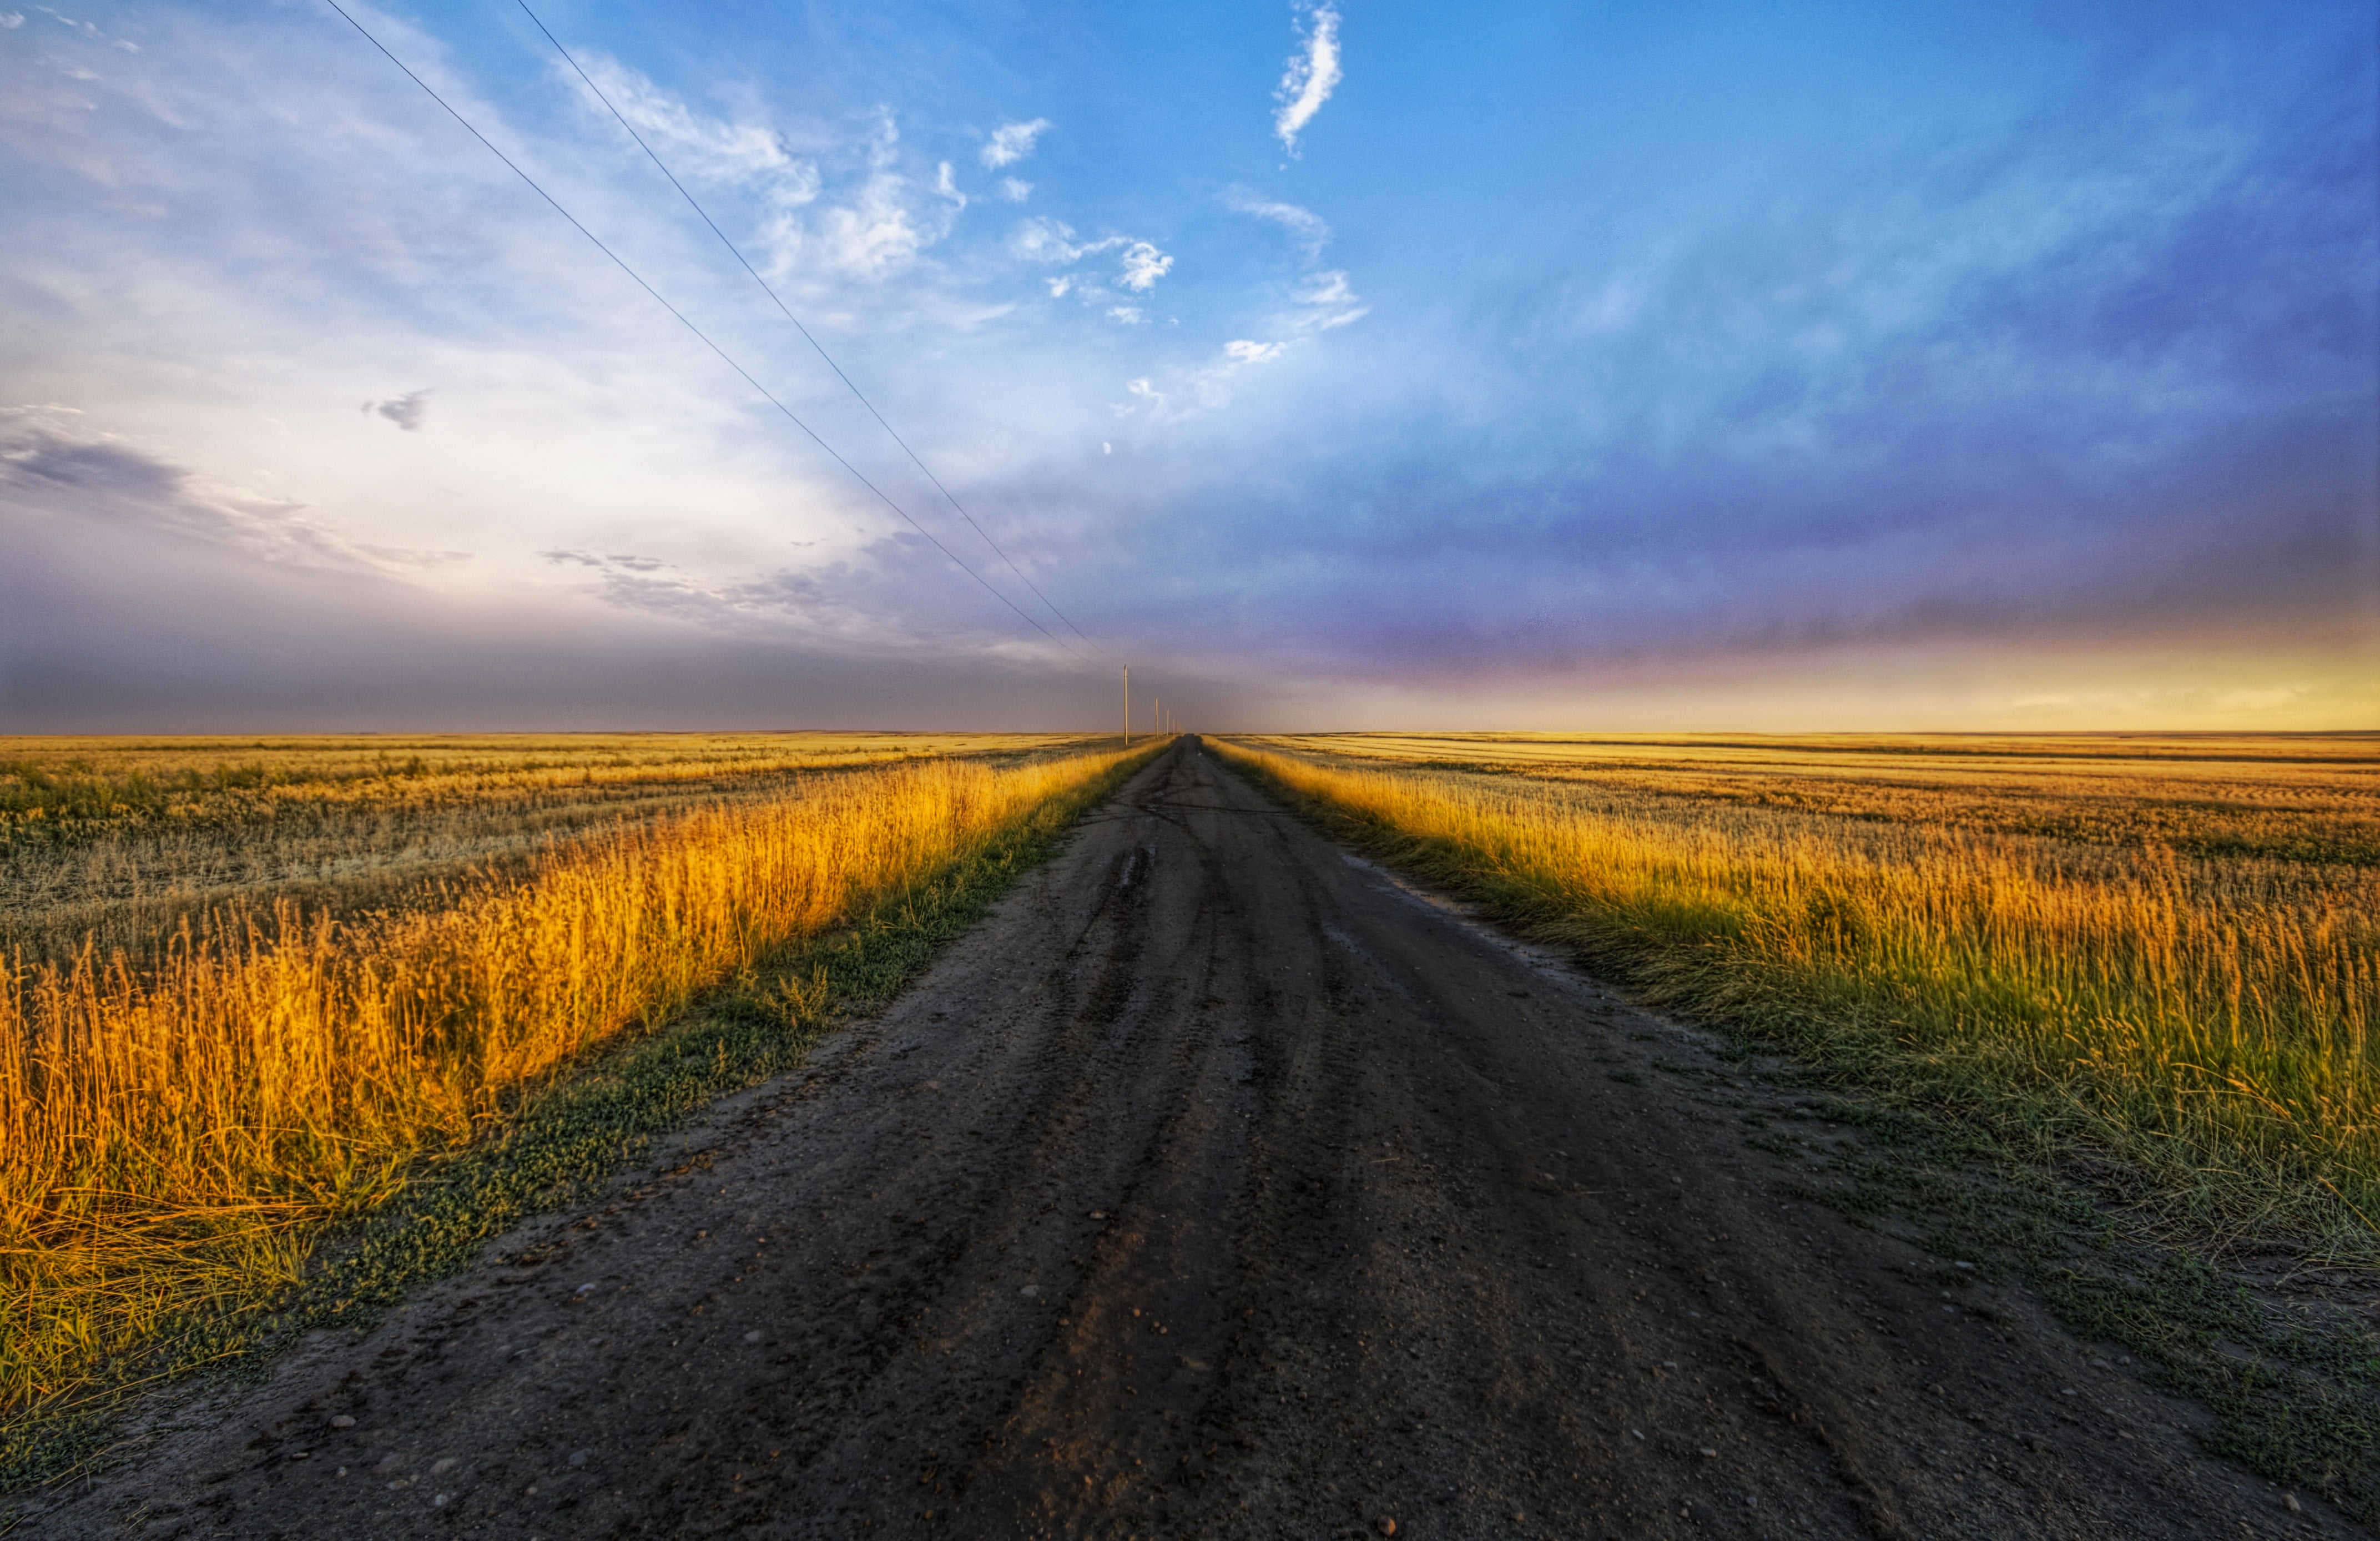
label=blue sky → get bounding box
[2,0,2373,729]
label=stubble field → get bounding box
[1216,732,2380,1252]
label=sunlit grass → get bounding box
[1216,734,2379,1253]
[0,739,1152,1413]
[1,732,1113,967]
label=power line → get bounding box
[515,0,1116,662]
[319,0,1087,661]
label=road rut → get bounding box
[25,739,2352,1538]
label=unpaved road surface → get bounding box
[24,741,2352,1539]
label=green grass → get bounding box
[1768,1096,2380,1524]
[0,744,1154,1503]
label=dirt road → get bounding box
[26,741,2351,1538]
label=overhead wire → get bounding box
[513,0,1116,662]
[319,0,1089,662]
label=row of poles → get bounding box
[1121,665,1181,747]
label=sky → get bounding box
[2,0,2374,732]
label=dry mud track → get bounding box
[28,739,2350,1540]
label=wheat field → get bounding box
[1216,733,2380,1252]
[1,733,1144,1412]
[2,732,1108,966]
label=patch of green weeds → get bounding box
[2040,1252,2380,1518]
[1797,1106,2380,1523]
[0,746,1157,1504]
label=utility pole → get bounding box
[1154,696,1161,738]
[1122,666,1130,748]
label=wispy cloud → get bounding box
[1117,240,1173,292]
[1113,338,1291,424]
[1292,268,1368,329]
[560,68,974,284]
[569,53,813,195]
[1010,216,1125,265]
[1273,3,1342,155]
[1223,186,1330,259]
[3,407,465,572]
[980,117,1051,168]
[998,176,1032,203]
[796,112,961,278]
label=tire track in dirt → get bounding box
[20,741,2358,1539]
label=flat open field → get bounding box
[18,741,2372,1538]
[7,733,2377,1535]
[1,732,1143,1429]
[1258,732,2380,865]
[2,733,1114,966]
[1219,732,2380,1248]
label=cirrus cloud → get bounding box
[1273,3,1343,154]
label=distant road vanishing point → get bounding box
[27,740,2354,1539]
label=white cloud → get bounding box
[1221,186,1363,333]
[1111,339,1293,426]
[1294,268,1369,329]
[980,117,1051,168]
[999,176,1032,203]
[820,183,932,275]
[0,13,23,28]
[1117,241,1173,292]
[1223,186,1330,258]
[772,112,966,279]
[1046,276,1073,298]
[571,54,811,193]
[1273,3,1343,154]
[1108,304,1146,325]
[1010,216,1125,265]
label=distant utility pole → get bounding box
[1154,696,1161,737]
[1122,666,1131,748]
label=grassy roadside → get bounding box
[1210,739,2380,1522]
[0,740,1164,1501]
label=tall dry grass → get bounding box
[0,744,1142,1409]
[1216,738,2380,1251]
[2,732,1112,967]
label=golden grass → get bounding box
[0,740,1148,1410]
[1,733,1112,967]
[0,731,1087,828]
[1217,734,2380,1252]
